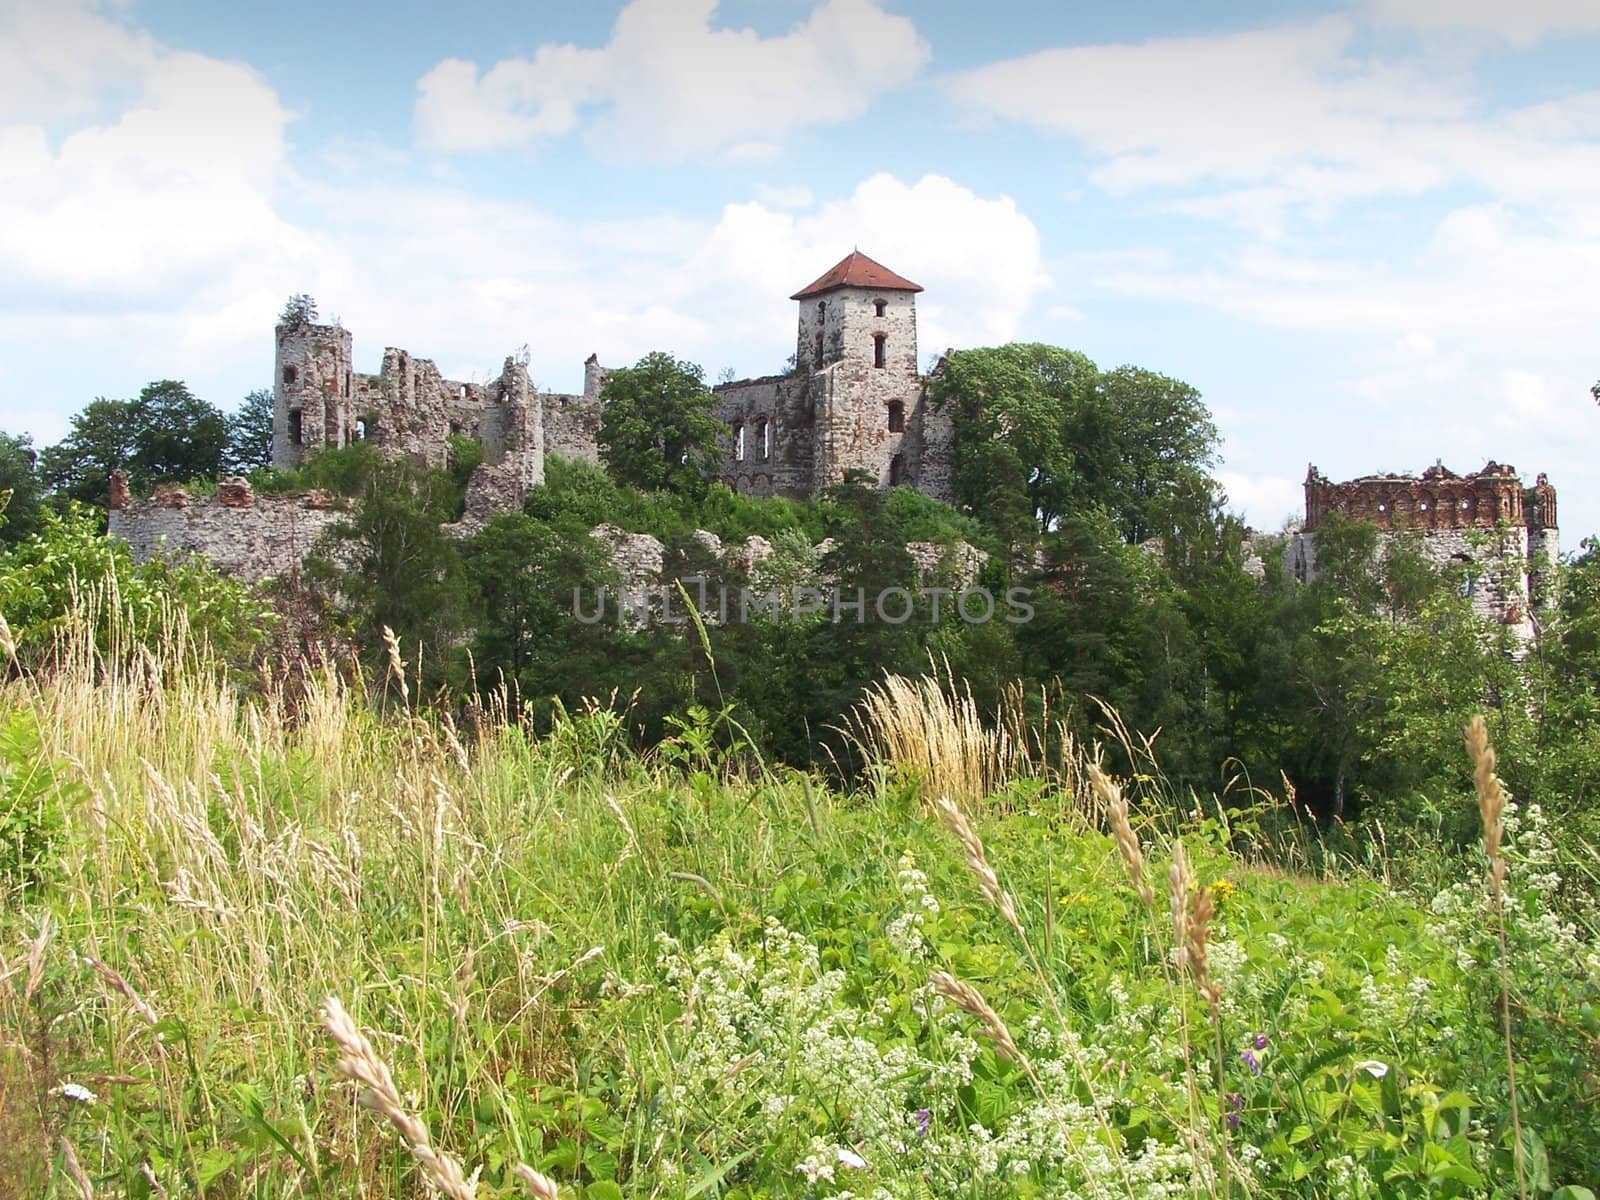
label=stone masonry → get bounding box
[107,471,344,583]
[713,251,955,500]
[1284,460,1559,640]
[112,252,960,578]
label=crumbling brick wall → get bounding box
[1286,460,1560,643]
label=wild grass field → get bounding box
[2,602,1598,1199]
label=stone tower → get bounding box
[789,251,929,489]
[273,318,354,468]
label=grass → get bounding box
[2,607,1598,1197]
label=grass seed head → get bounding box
[515,1164,560,1199]
[1090,764,1153,906]
[1465,715,1507,894]
[321,996,476,1200]
[933,794,1022,936]
[932,971,1023,1064]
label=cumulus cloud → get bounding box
[946,14,1600,227]
[297,172,1046,393]
[414,0,929,158]
[0,3,307,313]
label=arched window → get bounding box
[887,400,904,432]
[759,420,771,460]
[733,423,745,461]
[288,410,303,446]
[889,452,905,485]
[874,299,887,317]
[874,333,887,369]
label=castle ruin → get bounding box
[110,252,956,576]
[1284,461,1559,640]
[267,249,952,515]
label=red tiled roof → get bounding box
[790,251,923,299]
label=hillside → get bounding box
[2,609,1597,1198]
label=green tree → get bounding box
[0,433,43,545]
[933,347,1218,546]
[308,458,465,678]
[39,398,137,508]
[280,293,319,326]
[127,380,228,486]
[1086,366,1219,545]
[932,343,1097,535]
[598,352,723,497]
[40,382,228,508]
[224,388,274,474]
[464,512,619,693]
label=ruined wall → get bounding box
[273,322,353,467]
[1286,460,1560,642]
[108,477,344,583]
[713,374,815,498]
[1303,460,1527,532]
[276,319,545,518]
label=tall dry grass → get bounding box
[842,662,1122,812]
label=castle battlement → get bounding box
[1287,460,1560,643]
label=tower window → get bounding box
[759,419,771,460]
[874,299,887,317]
[890,452,905,485]
[733,423,745,461]
[288,409,303,446]
[887,400,905,432]
[814,332,824,365]
[874,334,887,369]
[283,365,298,385]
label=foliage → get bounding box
[279,293,319,326]
[0,432,43,546]
[932,345,1218,545]
[40,382,228,508]
[0,614,1596,1196]
[597,352,723,497]
[0,504,272,666]
[306,456,465,676]
[38,397,136,509]
[224,388,275,475]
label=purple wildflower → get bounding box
[1225,1092,1244,1131]
[1253,1033,1268,1051]
[915,1108,931,1137]
[1241,1050,1261,1075]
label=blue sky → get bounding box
[3,0,1598,537]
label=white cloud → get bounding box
[0,0,156,124]
[294,172,1046,393]
[0,3,302,308]
[949,18,1469,200]
[1364,0,1600,46]
[685,173,1049,362]
[946,15,1600,228]
[1217,471,1304,529]
[414,0,929,159]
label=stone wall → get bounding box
[1286,460,1560,642]
[713,374,815,498]
[275,321,546,519]
[108,476,345,582]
